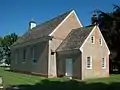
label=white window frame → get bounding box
[32,47,37,64]
[99,38,102,46]
[102,57,106,69]
[86,56,92,69]
[91,36,95,44]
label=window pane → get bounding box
[102,58,106,69]
[102,58,104,67]
[91,36,94,44]
[87,57,92,69]
[99,39,102,45]
[33,58,36,63]
[16,50,19,63]
[32,47,37,63]
[23,49,26,62]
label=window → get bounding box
[86,56,92,69]
[23,49,27,63]
[102,57,106,69]
[15,50,19,64]
[99,38,102,46]
[32,47,37,63]
[91,36,95,44]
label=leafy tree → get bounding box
[1,33,18,65]
[0,37,3,63]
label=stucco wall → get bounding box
[57,50,82,79]
[81,26,109,80]
[51,11,82,40]
[11,41,49,76]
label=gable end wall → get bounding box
[81,26,109,79]
[48,11,82,77]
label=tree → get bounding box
[1,33,18,65]
[0,37,3,63]
[91,5,120,73]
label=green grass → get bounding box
[0,68,45,86]
[0,67,67,88]
[0,67,120,90]
[86,74,120,84]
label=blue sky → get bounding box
[0,0,119,36]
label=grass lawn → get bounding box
[0,67,120,90]
[0,67,45,86]
[0,67,62,86]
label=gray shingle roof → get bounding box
[57,25,95,51]
[12,10,72,46]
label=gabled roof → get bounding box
[12,10,72,46]
[57,25,94,51]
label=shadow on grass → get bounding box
[6,79,120,90]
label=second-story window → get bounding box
[91,36,95,44]
[99,38,102,46]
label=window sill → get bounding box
[86,68,92,69]
[102,67,106,69]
